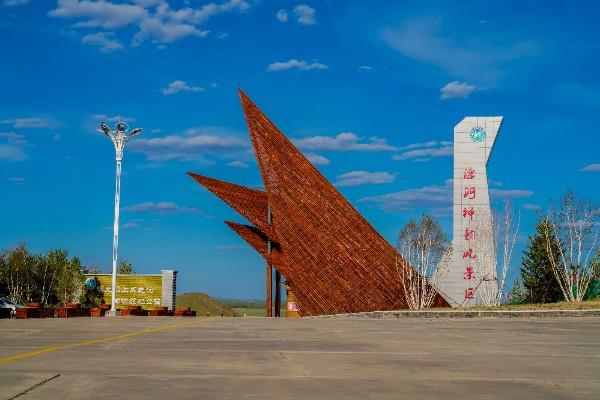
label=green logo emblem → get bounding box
[470,126,486,143]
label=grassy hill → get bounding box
[176,292,237,317]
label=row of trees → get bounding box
[397,189,600,308]
[0,243,134,307]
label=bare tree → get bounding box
[476,202,520,307]
[542,189,600,302]
[396,213,451,309]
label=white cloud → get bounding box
[210,82,218,88]
[82,32,124,52]
[227,161,249,168]
[8,177,26,186]
[123,201,204,215]
[162,80,205,95]
[358,65,373,72]
[522,203,541,211]
[334,171,397,187]
[276,9,288,22]
[380,17,537,86]
[49,0,149,30]
[440,81,478,100]
[267,59,328,72]
[579,164,600,172]
[0,118,49,128]
[293,4,316,25]
[122,222,140,229]
[128,131,248,161]
[294,132,396,152]
[134,17,208,44]
[360,180,453,212]
[49,0,250,47]
[305,153,330,166]
[393,141,453,161]
[3,0,29,6]
[53,134,62,141]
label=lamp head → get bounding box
[116,121,127,134]
[128,128,142,138]
[99,122,111,136]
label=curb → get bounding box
[317,309,600,318]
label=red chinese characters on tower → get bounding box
[462,207,475,220]
[463,187,476,199]
[462,248,476,259]
[464,228,476,241]
[465,287,475,299]
[464,266,475,280]
[463,167,476,179]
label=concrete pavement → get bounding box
[1,316,599,399]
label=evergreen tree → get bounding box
[520,217,563,303]
[117,260,133,274]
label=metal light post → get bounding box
[99,121,142,313]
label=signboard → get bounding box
[86,274,163,310]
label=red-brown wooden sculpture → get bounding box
[188,90,449,315]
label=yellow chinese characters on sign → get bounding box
[87,274,162,310]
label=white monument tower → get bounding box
[440,117,503,307]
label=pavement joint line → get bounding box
[0,318,208,364]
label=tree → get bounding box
[55,256,84,306]
[35,248,67,306]
[477,201,521,306]
[508,278,527,304]
[542,189,600,302]
[2,243,37,303]
[396,213,450,309]
[520,217,563,303]
[117,260,133,274]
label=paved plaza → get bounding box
[1,316,599,399]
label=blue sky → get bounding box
[1,0,599,299]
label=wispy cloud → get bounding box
[267,59,328,72]
[8,177,26,185]
[393,141,452,161]
[122,222,140,229]
[522,203,541,211]
[3,0,29,6]
[380,17,537,86]
[82,32,123,52]
[123,201,204,215]
[162,80,205,95]
[128,128,248,161]
[226,161,249,168]
[358,65,373,72]
[293,4,316,25]
[555,83,600,108]
[49,0,250,47]
[0,118,49,128]
[490,189,534,201]
[579,164,600,172]
[334,171,397,187]
[440,81,478,100]
[215,245,248,251]
[294,132,396,152]
[276,9,288,22]
[0,133,28,162]
[91,114,136,123]
[359,180,453,213]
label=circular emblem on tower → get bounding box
[470,126,486,143]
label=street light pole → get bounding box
[99,121,142,314]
